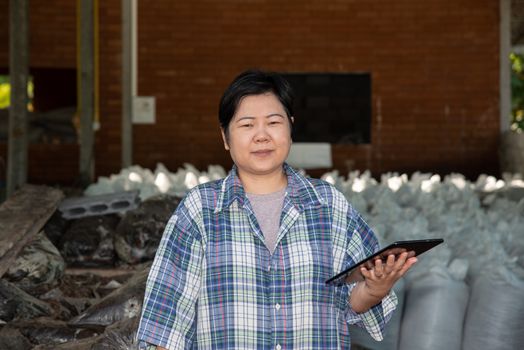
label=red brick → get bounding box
[0,0,502,184]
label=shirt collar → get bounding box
[214,163,326,213]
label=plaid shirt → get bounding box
[137,164,397,350]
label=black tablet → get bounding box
[325,238,444,286]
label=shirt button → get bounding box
[275,303,281,310]
[276,344,281,350]
[268,265,271,272]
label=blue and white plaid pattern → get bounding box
[137,164,397,349]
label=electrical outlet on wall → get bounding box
[133,96,156,124]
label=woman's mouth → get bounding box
[252,149,273,157]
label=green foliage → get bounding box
[511,52,524,132]
[0,75,34,110]
[0,75,9,109]
[0,82,9,109]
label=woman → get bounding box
[137,70,417,349]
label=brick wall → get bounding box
[0,0,501,185]
[0,0,78,185]
[0,0,76,68]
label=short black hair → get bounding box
[218,69,294,136]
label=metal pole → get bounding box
[7,0,29,196]
[79,0,95,184]
[500,0,511,132]
[121,0,136,168]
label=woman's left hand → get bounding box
[350,251,417,313]
[360,251,417,298]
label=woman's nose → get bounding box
[253,125,270,142]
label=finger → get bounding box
[398,257,418,276]
[386,254,396,267]
[384,254,396,273]
[361,266,382,280]
[374,258,384,276]
[360,267,372,279]
[375,258,384,269]
[393,251,409,270]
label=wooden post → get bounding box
[79,0,95,184]
[7,0,29,197]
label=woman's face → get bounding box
[222,92,293,179]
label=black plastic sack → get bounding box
[32,317,139,350]
[114,195,180,264]
[11,318,99,346]
[68,265,149,327]
[59,215,119,267]
[0,326,33,350]
[5,232,65,294]
[42,210,70,248]
[90,316,139,350]
[0,279,53,322]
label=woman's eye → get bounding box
[240,123,253,128]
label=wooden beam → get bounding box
[0,185,63,279]
[7,0,29,197]
[65,267,136,278]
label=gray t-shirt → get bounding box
[246,188,286,254]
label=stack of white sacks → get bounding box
[85,164,524,350]
[84,163,227,200]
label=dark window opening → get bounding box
[0,67,77,144]
[282,73,371,144]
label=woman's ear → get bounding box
[220,128,230,151]
[290,116,294,141]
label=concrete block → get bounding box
[59,190,140,219]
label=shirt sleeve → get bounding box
[343,206,398,341]
[136,193,204,350]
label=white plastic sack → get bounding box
[398,270,469,350]
[350,278,405,350]
[462,273,524,350]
